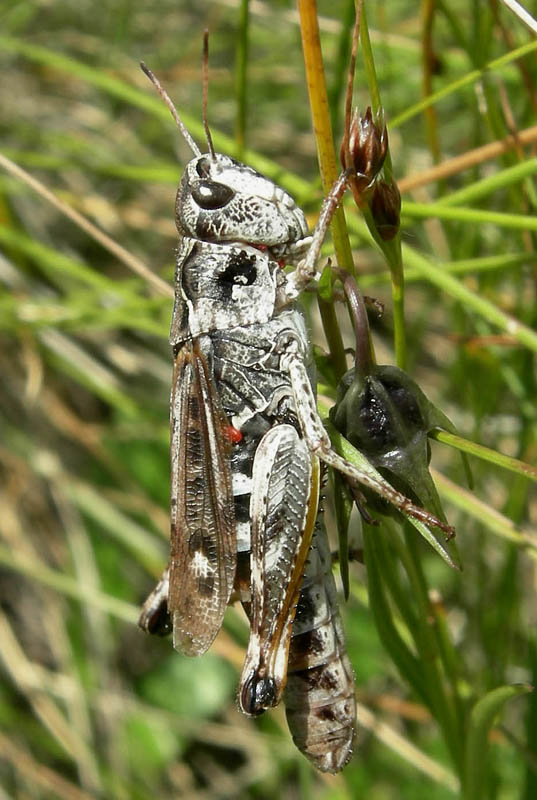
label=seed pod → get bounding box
[330,364,457,525]
[370,178,401,241]
[340,107,388,195]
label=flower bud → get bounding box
[340,107,388,193]
[370,179,401,240]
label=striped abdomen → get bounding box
[284,517,356,773]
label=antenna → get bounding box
[140,62,202,158]
[202,30,216,159]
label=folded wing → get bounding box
[168,340,236,656]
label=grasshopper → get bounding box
[138,48,451,772]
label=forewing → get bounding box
[168,341,236,656]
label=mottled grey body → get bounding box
[140,148,356,773]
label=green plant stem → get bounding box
[432,470,537,558]
[431,430,537,482]
[359,4,406,368]
[362,525,427,701]
[401,524,464,775]
[422,0,441,165]
[429,592,466,714]
[331,470,352,600]
[357,252,532,287]
[391,38,537,128]
[403,199,537,231]
[462,684,532,800]
[359,3,381,116]
[390,256,407,369]
[435,159,537,207]
[235,0,250,158]
[298,0,354,380]
[373,526,419,635]
[327,0,356,134]
[388,528,463,715]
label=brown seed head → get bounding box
[341,107,388,192]
[370,178,401,241]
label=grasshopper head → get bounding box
[176,154,309,260]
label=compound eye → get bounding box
[191,179,234,210]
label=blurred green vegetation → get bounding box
[1,1,536,798]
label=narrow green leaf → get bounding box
[433,470,537,558]
[524,643,537,800]
[234,0,250,158]
[391,38,537,128]
[436,159,537,208]
[463,684,532,800]
[362,525,426,701]
[331,470,353,600]
[317,262,334,302]
[403,200,537,232]
[357,252,535,289]
[431,430,537,484]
